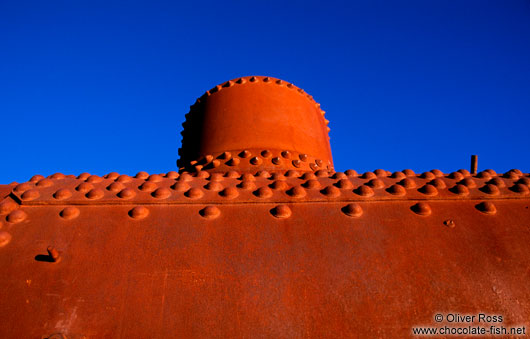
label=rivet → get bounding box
[517,177,530,186]
[0,231,12,247]
[240,173,256,182]
[336,179,353,189]
[398,178,416,189]
[208,173,224,182]
[105,172,120,180]
[510,183,529,195]
[331,172,347,180]
[403,169,415,176]
[261,150,272,158]
[139,182,157,192]
[288,186,307,198]
[367,179,384,189]
[0,199,18,215]
[118,188,136,199]
[250,76,257,82]
[503,171,520,180]
[386,184,406,196]
[287,83,294,88]
[204,155,214,163]
[60,207,80,220]
[195,171,210,179]
[147,174,163,182]
[255,171,271,178]
[254,187,273,198]
[179,173,193,182]
[36,179,54,187]
[309,163,318,171]
[299,154,308,161]
[53,189,72,200]
[107,182,125,192]
[419,184,438,196]
[488,177,506,187]
[476,201,496,215]
[292,160,301,168]
[272,157,282,165]
[194,164,204,172]
[355,185,374,197]
[457,169,471,177]
[390,171,406,179]
[484,169,497,176]
[315,170,328,177]
[431,169,444,177]
[116,174,133,183]
[301,172,317,180]
[459,178,476,188]
[77,173,91,180]
[374,169,387,177]
[171,182,190,192]
[480,184,500,195]
[237,181,256,190]
[86,188,104,200]
[276,79,283,85]
[222,80,233,87]
[220,187,239,199]
[448,172,464,180]
[429,178,446,189]
[226,158,240,166]
[225,170,240,178]
[86,175,103,183]
[239,150,251,158]
[342,203,363,217]
[361,172,376,180]
[21,189,40,201]
[476,171,492,180]
[281,151,291,159]
[152,187,171,199]
[270,180,289,190]
[443,219,456,228]
[345,169,358,177]
[205,182,223,191]
[7,209,27,223]
[200,206,221,219]
[270,205,291,218]
[47,246,61,262]
[49,173,66,180]
[420,172,436,180]
[166,171,179,179]
[185,188,204,199]
[236,78,246,84]
[14,183,32,193]
[450,184,469,195]
[270,173,286,181]
[411,202,431,216]
[76,183,94,195]
[263,77,270,82]
[315,159,324,167]
[219,151,232,160]
[303,179,321,189]
[129,206,149,219]
[321,185,341,197]
[135,172,149,179]
[30,174,45,183]
[285,170,300,178]
[250,157,262,165]
[510,169,523,176]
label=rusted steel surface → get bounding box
[1,76,529,338]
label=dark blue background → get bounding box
[1,1,529,183]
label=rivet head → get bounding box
[480,184,500,195]
[398,178,416,189]
[21,189,40,201]
[336,179,353,189]
[450,184,469,195]
[301,172,317,180]
[118,188,136,199]
[200,206,220,219]
[105,172,120,180]
[355,185,374,197]
[332,172,348,180]
[272,157,282,165]
[220,187,239,199]
[139,182,157,192]
[129,206,149,219]
[179,173,193,182]
[321,185,341,197]
[14,183,32,193]
[361,172,376,179]
[299,154,308,161]
[36,179,54,187]
[185,188,204,199]
[250,157,262,165]
[205,182,223,191]
[390,171,406,179]
[270,205,291,218]
[209,173,225,182]
[240,173,256,182]
[53,188,72,200]
[374,169,387,177]
[503,170,520,179]
[220,151,232,160]
[195,171,210,179]
[429,178,447,189]
[0,231,12,247]
[270,173,286,181]
[476,201,496,215]
[367,179,385,189]
[255,171,271,178]
[270,180,289,190]
[239,150,251,158]
[60,207,80,220]
[238,181,256,190]
[292,159,301,168]
[488,177,506,187]
[261,150,272,158]
[77,173,91,180]
[165,171,179,179]
[345,169,358,177]
[443,219,456,228]
[315,170,329,177]
[387,184,406,196]
[402,169,415,176]
[135,171,149,179]
[152,187,171,199]
[303,179,321,189]
[431,169,444,177]
[86,188,104,200]
[86,175,103,183]
[419,184,438,196]
[76,182,94,193]
[484,169,497,176]
[448,172,465,180]
[147,174,163,182]
[411,202,432,216]
[116,174,133,183]
[107,182,125,192]
[420,172,436,180]
[309,163,319,171]
[285,170,301,178]
[510,183,529,195]
[204,155,214,163]
[0,199,18,215]
[288,186,307,198]
[171,182,190,192]
[315,159,324,167]
[30,174,45,182]
[7,209,27,223]
[460,178,476,188]
[457,169,471,177]
[281,151,291,159]
[225,170,240,178]
[49,173,66,180]
[342,203,363,217]
[476,171,492,180]
[254,187,273,198]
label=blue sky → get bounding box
[1,1,529,183]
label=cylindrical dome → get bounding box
[178,76,333,173]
